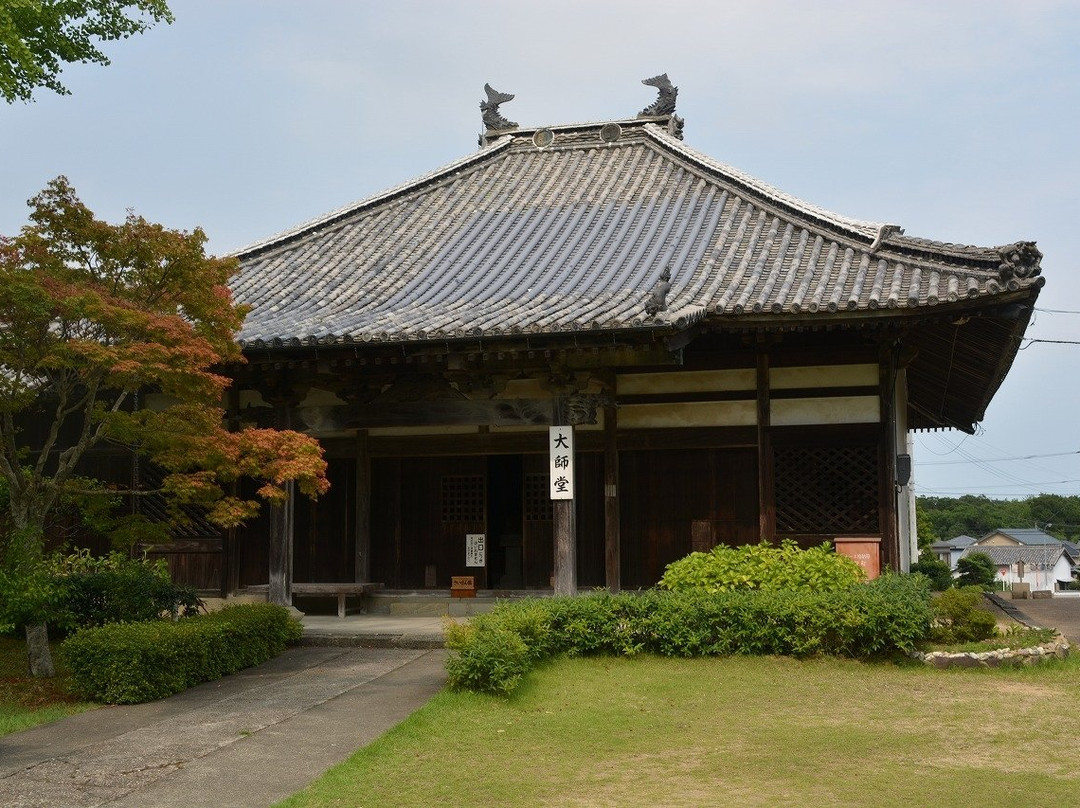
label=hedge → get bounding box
[659,540,865,593]
[446,575,932,695]
[62,603,302,704]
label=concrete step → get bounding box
[383,597,497,617]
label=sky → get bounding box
[2,0,1079,501]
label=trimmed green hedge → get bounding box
[446,575,932,695]
[62,603,302,704]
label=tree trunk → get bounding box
[25,623,56,678]
[7,506,57,678]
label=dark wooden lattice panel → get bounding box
[774,445,880,534]
[523,473,553,522]
[441,475,486,523]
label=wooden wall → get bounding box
[367,452,606,590]
[619,447,759,588]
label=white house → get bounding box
[959,529,1078,592]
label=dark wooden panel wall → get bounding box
[292,458,356,583]
[619,447,759,588]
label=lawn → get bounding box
[0,635,97,736]
[279,653,1080,807]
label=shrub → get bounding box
[445,622,530,696]
[928,586,999,644]
[955,552,996,589]
[51,550,200,633]
[445,576,932,695]
[658,540,865,594]
[910,555,954,591]
[62,603,301,703]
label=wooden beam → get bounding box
[603,404,621,593]
[879,351,900,572]
[553,499,577,596]
[756,347,775,541]
[354,430,371,582]
[347,426,758,459]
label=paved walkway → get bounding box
[994,595,1080,645]
[0,619,450,808]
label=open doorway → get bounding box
[487,454,524,588]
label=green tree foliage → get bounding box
[955,552,997,590]
[916,494,1080,543]
[909,553,953,591]
[0,0,172,102]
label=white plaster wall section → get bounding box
[771,396,879,426]
[619,400,756,428]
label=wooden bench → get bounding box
[289,582,384,618]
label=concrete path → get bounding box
[0,645,447,808]
[998,596,1080,645]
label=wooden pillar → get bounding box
[268,402,295,607]
[603,404,621,593]
[553,499,577,596]
[552,414,577,596]
[879,350,900,571]
[354,430,371,582]
[756,346,775,542]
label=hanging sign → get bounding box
[465,534,486,567]
[549,425,575,500]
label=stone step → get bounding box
[383,597,497,617]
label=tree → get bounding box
[955,552,996,590]
[910,553,953,591]
[0,0,172,103]
[0,177,328,676]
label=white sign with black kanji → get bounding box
[465,533,486,567]
[549,426,575,500]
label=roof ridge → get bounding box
[231,136,516,258]
[641,123,891,242]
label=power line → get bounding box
[920,449,1080,466]
[1035,307,1080,315]
[914,479,1080,494]
[1021,338,1080,346]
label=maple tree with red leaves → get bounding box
[0,177,328,676]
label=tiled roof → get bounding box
[982,528,1061,546]
[931,535,976,550]
[232,118,1044,349]
[961,544,1072,570]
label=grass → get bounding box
[279,653,1080,808]
[0,634,97,736]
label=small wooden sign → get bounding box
[549,425,575,500]
[833,538,881,579]
[451,575,476,598]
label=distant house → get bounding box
[930,534,976,569]
[959,528,1079,591]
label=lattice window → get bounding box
[774,445,879,534]
[441,475,485,523]
[523,473,553,522]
